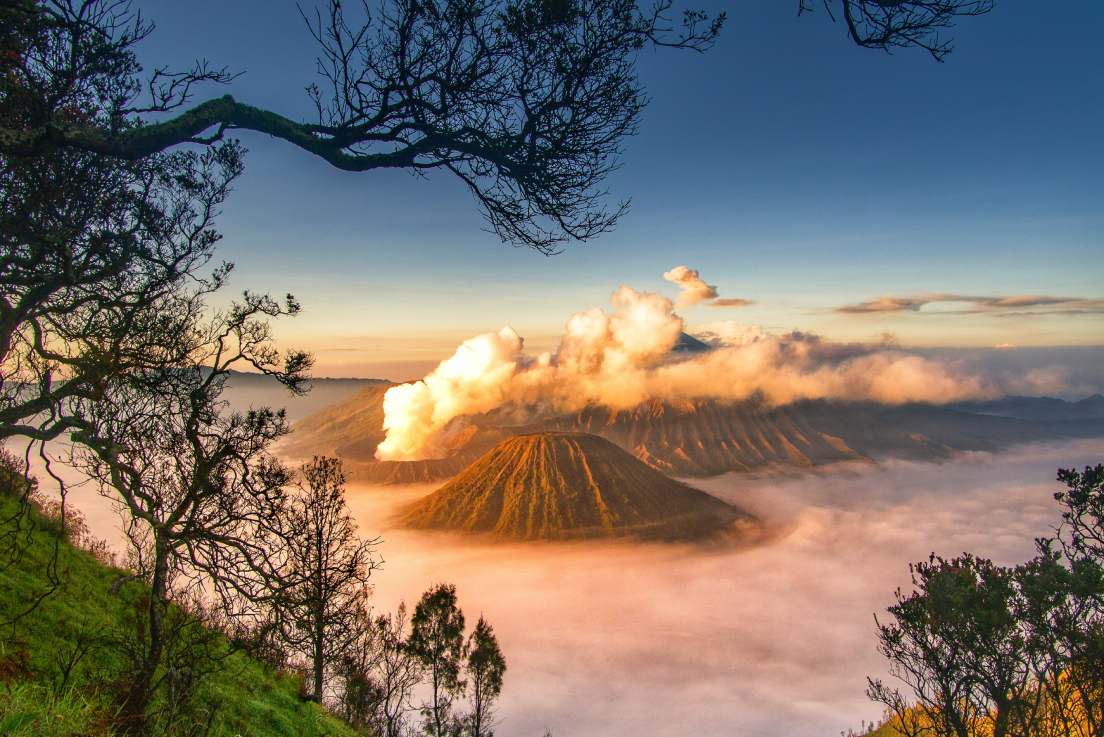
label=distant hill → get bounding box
[280,384,393,461]
[401,433,757,541]
[285,387,1104,484]
[945,394,1104,422]
[222,370,390,424]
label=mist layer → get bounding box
[346,439,1104,737]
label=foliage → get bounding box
[327,589,507,737]
[464,617,506,737]
[408,584,467,737]
[869,464,1104,737]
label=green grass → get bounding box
[0,492,358,737]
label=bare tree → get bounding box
[71,291,310,725]
[799,0,995,61]
[338,603,425,737]
[277,455,380,703]
[1,0,726,253]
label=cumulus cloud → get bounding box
[663,266,754,309]
[837,293,1104,315]
[663,266,717,308]
[375,279,1032,461]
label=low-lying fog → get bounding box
[35,438,1104,737]
[344,439,1104,737]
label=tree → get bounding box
[71,291,310,725]
[338,603,425,737]
[1016,544,1104,737]
[0,0,992,458]
[464,616,506,737]
[867,553,1042,737]
[408,583,467,737]
[0,0,252,444]
[278,455,380,704]
[869,466,1104,737]
[2,0,725,254]
[799,0,995,61]
[1056,465,1104,563]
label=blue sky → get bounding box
[138,0,1102,378]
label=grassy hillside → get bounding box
[0,491,357,737]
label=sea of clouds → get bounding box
[345,439,1104,737]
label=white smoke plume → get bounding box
[375,280,1020,462]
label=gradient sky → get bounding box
[137,0,1103,378]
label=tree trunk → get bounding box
[313,626,325,703]
[126,538,170,730]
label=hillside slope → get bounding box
[280,383,393,461]
[0,492,354,737]
[402,432,756,541]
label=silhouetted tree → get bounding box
[278,455,380,703]
[464,616,506,737]
[2,0,725,254]
[374,604,426,737]
[1016,544,1104,737]
[869,465,1104,737]
[71,292,310,726]
[799,0,994,61]
[337,603,425,737]
[1056,465,1104,563]
[867,553,1042,737]
[409,583,467,737]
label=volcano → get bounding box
[401,432,755,541]
[286,385,1104,485]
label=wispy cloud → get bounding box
[835,293,1104,316]
[663,266,755,309]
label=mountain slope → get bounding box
[401,432,756,541]
[525,398,871,476]
[0,491,355,737]
[280,384,393,461]
[286,386,1104,485]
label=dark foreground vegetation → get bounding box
[0,452,505,736]
[859,464,1104,737]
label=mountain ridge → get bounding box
[284,388,1104,485]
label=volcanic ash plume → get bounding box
[375,284,999,462]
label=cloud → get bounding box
[348,439,1104,737]
[374,280,1039,461]
[708,298,756,308]
[836,293,1104,315]
[663,266,718,308]
[663,266,754,309]
[689,321,764,347]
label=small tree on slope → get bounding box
[277,456,380,704]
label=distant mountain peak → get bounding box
[671,332,712,353]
